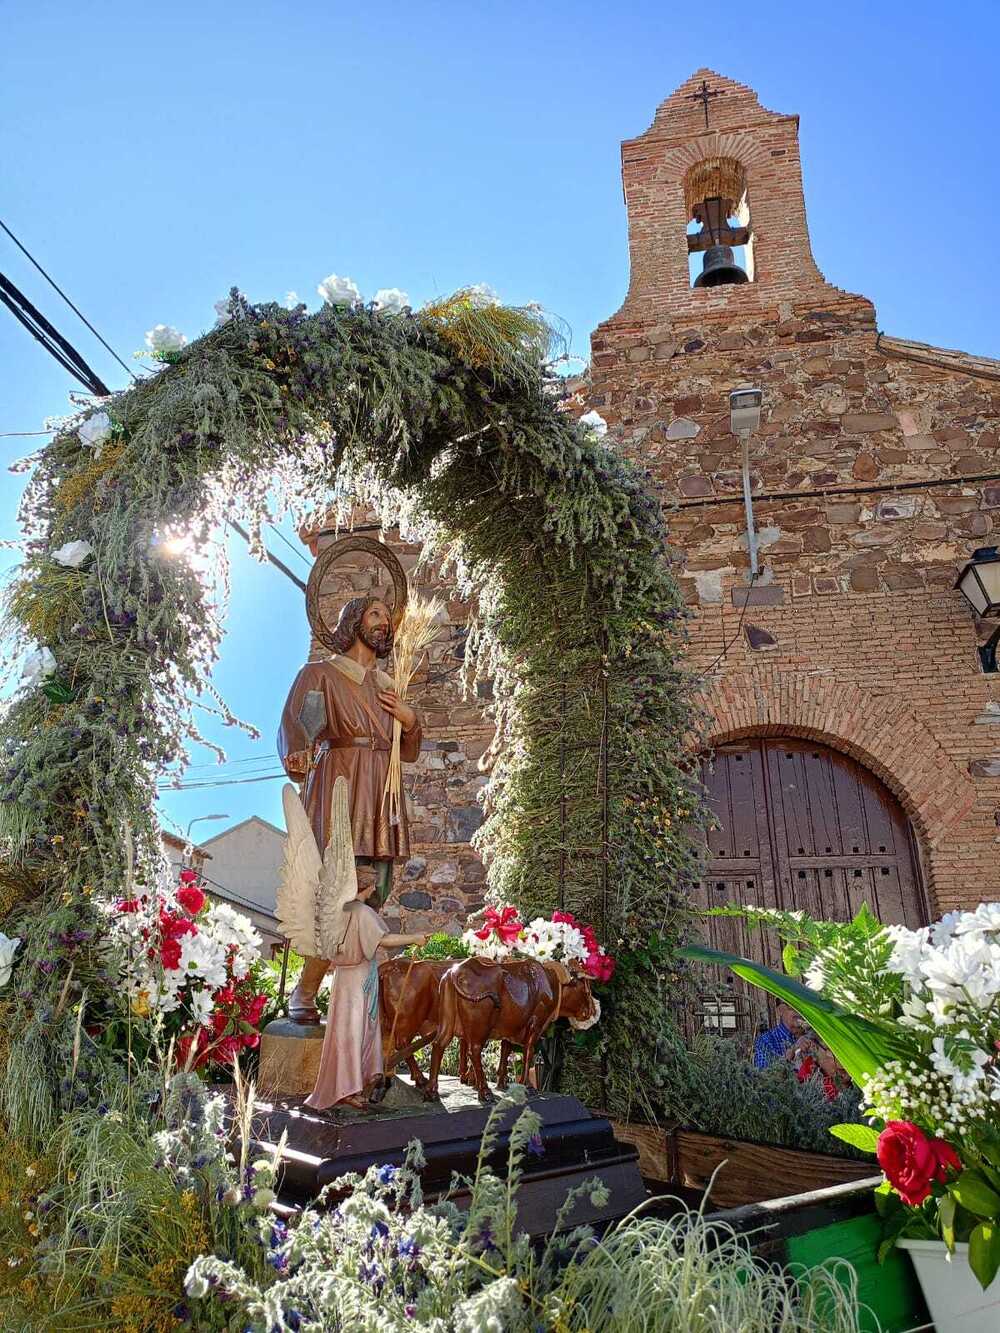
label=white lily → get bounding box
[0,934,21,988]
[51,539,93,569]
[317,274,361,306]
[373,287,409,314]
[145,324,188,355]
[578,410,608,438]
[78,411,112,456]
[21,647,56,686]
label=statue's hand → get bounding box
[378,689,417,732]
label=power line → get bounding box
[157,771,286,792]
[226,517,307,592]
[0,271,111,397]
[268,522,311,568]
[0,216,136,383]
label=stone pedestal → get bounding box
[257,1017,325,1097]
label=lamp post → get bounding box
[730,387,764,577]
[186,810,229,842]
[955,547,1000,673]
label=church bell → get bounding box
[691,193,749,288]
[695,244,749,287]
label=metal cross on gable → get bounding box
[688,79,723,129]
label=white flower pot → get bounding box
[898,1239,1000,1332]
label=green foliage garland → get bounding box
[0,289,704,1127]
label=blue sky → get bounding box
[3,1,999,841]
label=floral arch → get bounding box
[0,288,702,1145]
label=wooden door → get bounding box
[689,737,927,1043]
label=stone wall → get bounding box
[584,70,1000,913]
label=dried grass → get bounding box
[383,595,444,826]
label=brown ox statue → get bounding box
[425,957,598,1102]
[378,958,450,1088]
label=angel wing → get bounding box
[276,783,322,956]
[316,776,359,959]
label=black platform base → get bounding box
[242,1076,646,1238]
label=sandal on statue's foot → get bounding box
[288,1002,322,1025]
[339,1094,372,1113]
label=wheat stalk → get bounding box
[384,595,444,826]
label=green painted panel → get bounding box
[786,1214,929,1333]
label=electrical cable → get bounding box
[156,771,286,791]
[0,271,111,396]
[267,522,311,568]
[696,568,759,679]
[0,216,137,382]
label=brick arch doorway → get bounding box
[691,736,928,1043]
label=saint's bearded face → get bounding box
[357,600,393,657]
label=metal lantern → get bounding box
[956,547,1000,617]
[956,546,1000,673]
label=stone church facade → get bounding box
[304,70,1000,941]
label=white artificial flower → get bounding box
[930,911,963,947]
[921,935,999,1003]
[189,988,215,1026]
[78,410,112,454]
[203,902,261,955]
[461,929,510,961]
[885,924,929,984]
[178,932,228,991]
[578,409,608,439]
[317,273,361,306]
[466,282,500,307]
[930,1034,991,1095]
[958,903,1000,936]
[145,324,188,355]
[51,539,93,568]
[0,934,21,988]
[372,287,409,314]
[21,647,56,686]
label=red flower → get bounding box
[552,910,578,927]
[214,984,235,1006]
[242,1032,261,1050]
[176,883,206,916]
[243,993,267,1026]
[877,1121,961,1206]
[474,906,523,945]
[160,937,183,970]
[929,1137,962,1182]
[159,908,196,940]
[116,897,141,913]
[178,868,199,885]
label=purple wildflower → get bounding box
[527,1132,545,1158]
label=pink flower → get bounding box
[474,906,523,945]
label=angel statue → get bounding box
[276,537,429,1110]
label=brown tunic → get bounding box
[277,654,421,860]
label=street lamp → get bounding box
[185,813,229,842]
[730,387,764,577]
[956,547,1000,673]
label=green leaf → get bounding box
[982,1163,1000,1194]
[969,1221,1000,1290]
[829,1122,879,1154]
[939,1193,957,1251]
[850,902,881,937]
[677,943,907,1085]
[781,941,801,977]
[950,1170,1000,1219]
